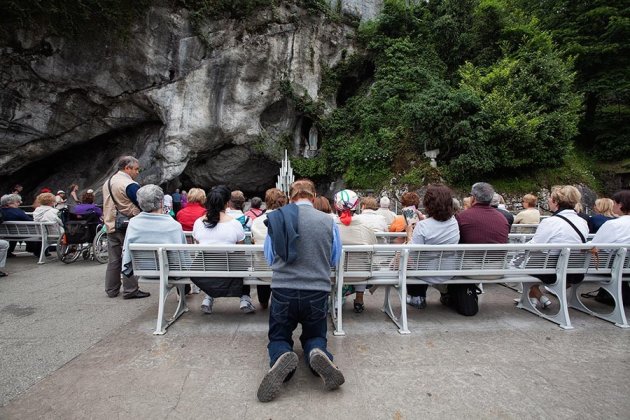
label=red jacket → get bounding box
[176,202,206,231]
[244,208,265,220]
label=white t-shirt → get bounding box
[192,218,245,245]
[529,210,589,245]
[411,216,460,245]
[591,215,630,245]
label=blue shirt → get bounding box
[264,201,342,267]
[1,207,32,221]
[126,184,140,208]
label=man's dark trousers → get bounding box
[267,288,333,367]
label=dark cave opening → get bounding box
[336,60,375,107]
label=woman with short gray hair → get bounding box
[121,185,186,277]
[136,184,164,213]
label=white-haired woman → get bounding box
[121,185,186,285]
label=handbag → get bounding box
[108,176,131,233]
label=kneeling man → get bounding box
[257,179,344,402]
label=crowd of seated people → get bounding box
[5,177,629,317]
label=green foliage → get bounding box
[488,147,602,193]
[313,0,581,188]
[519,0,630,161]
[291,156,329,178]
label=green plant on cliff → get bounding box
[309,0,582,189]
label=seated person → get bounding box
[244,196,265,220]
[334,189,377,313]
[462,196,473,210]
[527,186,588,308]
[375,196,396,226]
[313,196,335,218]
[406,184,460,309]
[193,186,254,314]
[390,192,425,233]
[176,187,207,231]
[73,190,103,219]
[0,239,8,277]
[122,184,187,277]
[33,193,64,231]
[589,190,630,304]
[354,196,388,233]
[389,191,425,235]
[1,193,40,256]
[588,198,616,233]
[514,194,540,225]
[250,188,287,309]
[490,193,514,227]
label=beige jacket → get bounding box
[337,219,377,245]
[102,171,140,233]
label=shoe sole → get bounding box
[310,349,345,391]
[240,305,256,314]
[257,352,298,402]
[201,304,212,314]
[123,293,150,299]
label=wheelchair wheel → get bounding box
[56,235,81,264]
[93,229,108,264]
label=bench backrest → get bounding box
[0,221,60,240]
[129,244,272,278]
[130,243,629,283]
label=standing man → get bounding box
[172,189,182,215]
[102,156,150,299]
[257,179,344,402]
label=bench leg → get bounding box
[568,280,629,328]
[517,281,573,330]
[332,280,345,336]
[153,280,171,335]
[37,237,48,265]
[382,286,410,335]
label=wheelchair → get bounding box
[56,208,108,264]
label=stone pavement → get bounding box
[1,254,629,419]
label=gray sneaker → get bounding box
[240,295,256,314]
[201,295,214,314]
[406,295,426,309]
[309,348,345,391]
[257,352,298,402]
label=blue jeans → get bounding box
[267,288,333,367]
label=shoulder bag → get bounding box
[108,176,131,233]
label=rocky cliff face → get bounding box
[0,3,371,198]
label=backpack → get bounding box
[447,284,480,316]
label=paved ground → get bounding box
[1,253,629,419]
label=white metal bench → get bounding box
[331,245,404,336]
[129,243,276,335]
[0,221,61,264]
[335,243,629,334]
[565,244,630,328]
